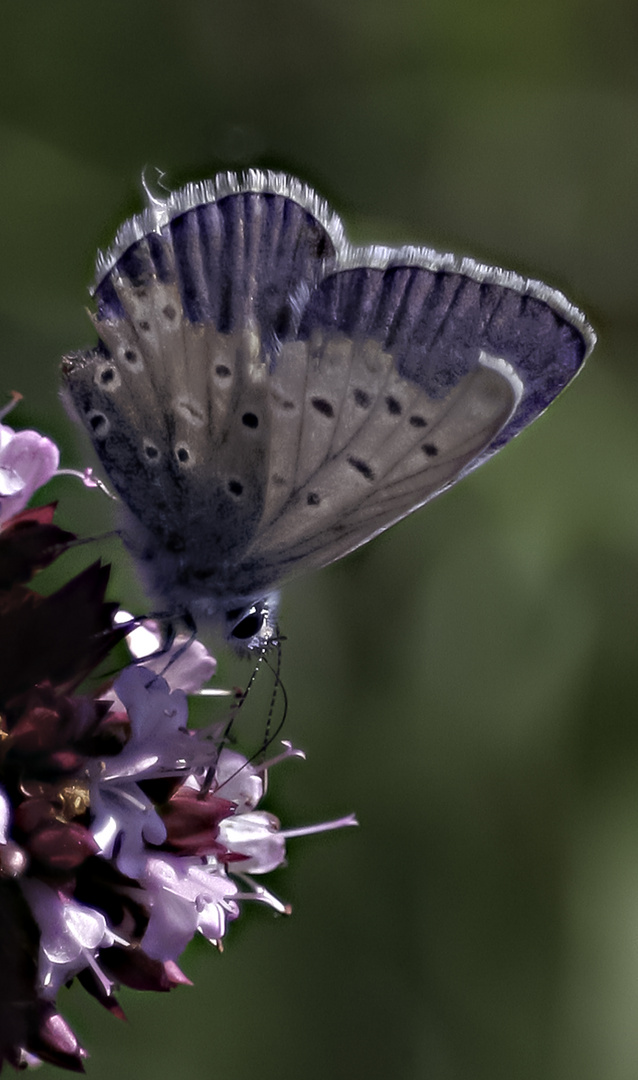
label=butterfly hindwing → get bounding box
[236,251,583,577]
[298,260,589,455]
[243,334,521,573]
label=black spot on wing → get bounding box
[89,412,108,434]
[347,456,375,481]
[311,397,335,418]
[353,388,371,408]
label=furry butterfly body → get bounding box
[62,171,595,646]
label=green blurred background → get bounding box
[1,1,637,1077]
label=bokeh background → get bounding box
[1,2,637,1078]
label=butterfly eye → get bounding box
[227,606,265,642]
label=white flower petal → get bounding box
[21,880,117,999]
[220,811,286,874]
[214,749,263,810]
[0,784,11,843]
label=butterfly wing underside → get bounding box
[63,183,344,583]
[245,334,521,575]
[62,171,594,625]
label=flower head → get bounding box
[0,415,357,1072]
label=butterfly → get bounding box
[62,170,595,648]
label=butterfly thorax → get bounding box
[120,503,276,621]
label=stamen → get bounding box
[0,390,23,421]
[232,873,291,915]
[55,781,91,822]
[84,950,117,996]
[281,813,359,839]
[55,467,117,499]
[98,770,158,794]
[255,740,306,773]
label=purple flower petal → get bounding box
[0,424,59,526]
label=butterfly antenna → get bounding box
[205,656,288,801]
[229,634,288,766]
[212,649,265,754]
[233,650,263,716]
[198,669,258,797]
[199,635,287,797]
[257,632,288,759]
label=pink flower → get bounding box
[0,423,59,527]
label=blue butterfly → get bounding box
[62,171,595,647]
